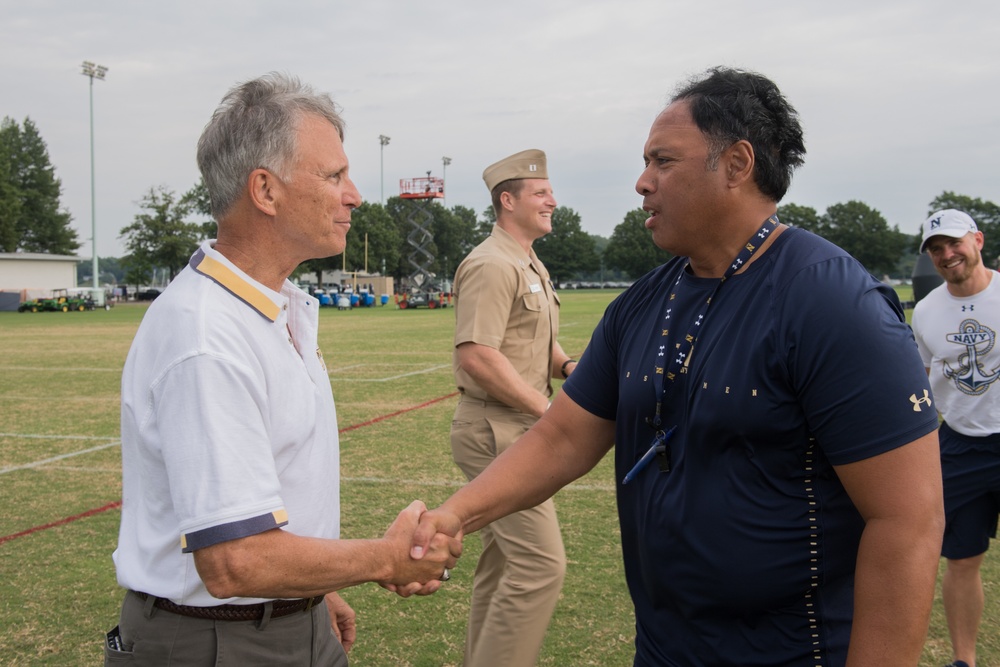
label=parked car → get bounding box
[136,288,161,301]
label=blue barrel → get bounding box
[350,293,359,307]
[380,294,390,306]
[365,293,375,307]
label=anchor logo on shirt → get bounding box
[943,319,1000,396]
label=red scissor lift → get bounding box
[399,176,444,200]
[395,175,450,309]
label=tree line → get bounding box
[778,195,1000,279]
[113,182,607,290]
[118,184,998,291]
[4,116,997,287]
[0,117,79,255]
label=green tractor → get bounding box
[48,289,88,312]
[60,289,97,312]
[17,289,96,313]
[18,294,62,312]
[17,296,46,312]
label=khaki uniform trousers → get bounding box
[451,399,566,667]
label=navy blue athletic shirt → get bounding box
[563,228,938,666]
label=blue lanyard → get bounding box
[622,215,779,484]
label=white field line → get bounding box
[0,362,449,382]
[0,433,117,440]
[333,363,451,382]
[1,396,118,403]
[0,366,121,373]
[328,363,364,372]
[1,440,614,492]
[343,475,614,493]
[0,440,120,475]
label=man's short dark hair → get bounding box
[672,67,805,202]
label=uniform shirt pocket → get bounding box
[515,292,546,340]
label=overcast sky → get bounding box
[3,0,998,258]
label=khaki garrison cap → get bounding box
[482,149,548,193]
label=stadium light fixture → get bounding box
[442,156,451,206]
[379,135,390,204]
[81,61,108,290]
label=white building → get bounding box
[0,253,80,311]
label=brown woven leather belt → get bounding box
[133,591,325,621]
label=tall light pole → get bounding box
[379,135,390,204]
[81,61,108,290]
[442,156,451,207]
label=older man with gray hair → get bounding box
[104,72,460,666]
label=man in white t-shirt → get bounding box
[105,73,460,666]
[912,209,1000,667]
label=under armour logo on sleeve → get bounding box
[909,390,932,412]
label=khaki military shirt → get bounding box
[453,224,559,402]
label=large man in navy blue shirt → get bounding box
[411,67,945,666]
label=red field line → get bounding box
[0,500,123,546]
[338,391,458,434]
[0,392,459,546]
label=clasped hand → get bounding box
[381,500,463,597]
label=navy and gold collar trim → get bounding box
[189,247,282,322]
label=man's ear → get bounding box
[248,168,279,216]
[725,140,755,189]
[499,190,517,213]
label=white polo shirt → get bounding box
[114,241,340,606]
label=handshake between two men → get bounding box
[380,500,464,597]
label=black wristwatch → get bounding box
[561,359,577,379]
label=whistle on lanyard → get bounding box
[622,425,677,484]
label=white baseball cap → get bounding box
[920,209,979,253]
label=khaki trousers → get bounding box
[451,400,566,667]
[104,589,348,666]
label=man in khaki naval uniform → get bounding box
[450,149,577,667]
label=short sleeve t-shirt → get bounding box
[912,272,1000,437]
[563,228,937,666]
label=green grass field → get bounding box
[0,289,996,666]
